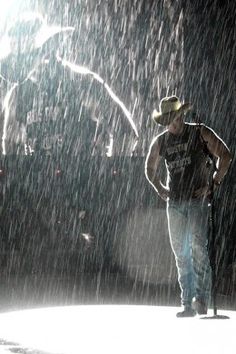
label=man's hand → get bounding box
[158,186,170,201]
[194,185,211,198]
[145,136,170,201]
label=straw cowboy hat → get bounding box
[152,95,192,126]
[0,12,74,60]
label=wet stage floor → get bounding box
[0,305,235,354]
[0,273,235,354]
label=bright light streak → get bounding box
[0,0,16,20]
[59,57,139,138]
[0,305,235,354]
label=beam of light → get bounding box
[58,57,139,138]
[0,0,16,22]
[0,305,235,354]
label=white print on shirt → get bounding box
[168,156,191,172]
[166,143,188,155]
[27,134,63,151]
[27,105,60,125]
[42,135,63,150]
[27,109,43,124]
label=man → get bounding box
[0,12,137,271]
[145,95,232,317]
[0,12,138,156]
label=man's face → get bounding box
[7,17,42,55]
[167,114,184,134]
[2,31,39,83]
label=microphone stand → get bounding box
[205,167,229,319]
[193,113,229,319]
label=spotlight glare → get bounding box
[0,0,19,29]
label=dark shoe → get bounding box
[176,307,196,318]
[192,297,208,315]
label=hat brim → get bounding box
[0,25,74,60]
[152,103,192,126]
[35,25,74,48]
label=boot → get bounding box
[176,306,196,318]
[192,297,208,315]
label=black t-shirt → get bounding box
[3,58,100,157]
[1,54,136,157]
[158,123,212,201]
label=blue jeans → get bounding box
[167,198,212,307]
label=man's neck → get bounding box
[168,121,185,136]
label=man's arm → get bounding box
[201,125,232,186]
[2,84,27,155]
[145,136,170,201]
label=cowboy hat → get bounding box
[152,95,192,126]
[0,12,74,60]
